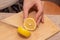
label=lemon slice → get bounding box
[24,18,36,30]
[17,26,31,37]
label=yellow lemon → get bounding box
[17,26,31,38]
[24,18,36,30]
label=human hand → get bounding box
[23,0,44,25]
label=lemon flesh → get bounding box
[24,18,36,30]
[17,27,31,37]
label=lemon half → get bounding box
[24,18,36,30]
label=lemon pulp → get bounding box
[24,18,36,30]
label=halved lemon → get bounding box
[17,26,31,37]
[24,18,36,30]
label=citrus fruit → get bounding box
[24,18,36,30]
[17,26,31,37]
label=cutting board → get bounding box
[0,11,60,40]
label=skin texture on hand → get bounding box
[23,0,44,25]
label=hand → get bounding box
[23,0,44,25]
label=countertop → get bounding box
[47,15,60,40]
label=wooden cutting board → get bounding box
[0,11,60,40]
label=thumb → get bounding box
[23,8,28,19]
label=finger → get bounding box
[23,2,29,19]
[36,11,44,26]
[38,1,44,23]
[23,7,28,19]
[23,0,35,19]
[40,12,44,23]
[36,10,42,22]
[36,1,44,19]
[36,13,42,26]
[36,12,43,26]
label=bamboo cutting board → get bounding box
[0,11,60,40]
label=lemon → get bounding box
[17,26,31,37]
[24,18,36,30]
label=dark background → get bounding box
[0,0,60,13]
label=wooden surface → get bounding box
[0,11,60,40]
[44,1,60,15]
